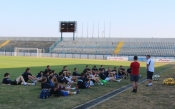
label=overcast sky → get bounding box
[0,0,175,38]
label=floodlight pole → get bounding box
[87,21,88,38]
[92,21,94,38]
[109,21,111,38]
[98,21,99,38]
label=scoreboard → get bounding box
[60,21,77,32]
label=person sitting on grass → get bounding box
[88,71,103,86]
[44,65,52,74]
[64,71,77,85]
[99,65,105,72]
[41,77,53,89]
[43,71,49,82]
[77,73,90,89]
[50,83,80,97]
[36,71,44,81]
[99,69,121,82]
[62,66,68,73]
[57,72,68,84]
[92,65,98,73]
[22,68,38,83]
[112,67,117,73]
[104,67,115,78]
[118,65,127,79]
[2,73,35,86]
[48,71,58,87]
[83,65,90,73]
[41,76,76,90]
[72,68,81,76]
[52,70,59,79]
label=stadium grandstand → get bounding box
[0,37,58,53]
[0,37,175,57]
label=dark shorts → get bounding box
[11,80,22,85]
[119,71,125,75]
[61,91,69,96]
[130,74,139,82]
[91,79,96,83]
[147,71,153,79]
[78,82,89,89]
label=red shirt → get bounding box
[130,61,140,75]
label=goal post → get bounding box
[14,47,42,57]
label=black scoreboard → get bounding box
[60,21,77,32]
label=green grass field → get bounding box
[93,66,175,109]
[0,56,169,109]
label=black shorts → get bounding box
[11,80,22,85]
[130,74,139,82]
[147,71,153,79]
[91,79,96,83]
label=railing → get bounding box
[0,51,174,61]
[49,38,62,52]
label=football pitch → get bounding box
[0,56,170,109]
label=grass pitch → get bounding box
[0,56,168,109]
[93,66,175,109]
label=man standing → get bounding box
[146,55,154,86]
[130,56,140,93]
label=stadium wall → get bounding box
[0,51,175,62]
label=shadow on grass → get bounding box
[0,64,170,109]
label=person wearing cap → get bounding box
[22,68,38,83]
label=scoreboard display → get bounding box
[60,21,77,32]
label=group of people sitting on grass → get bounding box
[2,65,131,98]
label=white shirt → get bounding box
[146,58,154,72]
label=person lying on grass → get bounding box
[2,73,35,86]
[99,69,121,82]
[50,82,80,97]
[77,73,91,89]
[22,68,38,83]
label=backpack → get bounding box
[39,89,50,99]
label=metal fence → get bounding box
[0,51,175,61]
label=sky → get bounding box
[0,0,175,38]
